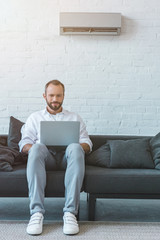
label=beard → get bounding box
[46,99,63,111]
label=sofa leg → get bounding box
[76,208,79,221]
[87,193,89,202]
[88,194,96,221]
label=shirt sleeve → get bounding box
[78,115,93,152]
[18,114,38,152]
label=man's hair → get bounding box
[45,80,65,94]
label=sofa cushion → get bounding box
[0,164,66,197]
[86,143,110,168]
[150,132,160,170]
[84,165,160,194]
[0,164,28,197]
[7,116,24,151]
[107,138,154,169]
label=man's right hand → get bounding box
[22,144,33,154]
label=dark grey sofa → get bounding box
[85,135,160,220]
[0,135,66,198]
[1,134,160,221]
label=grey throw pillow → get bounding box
[8,116,24,151]
[150,132,160,169]
[0,145,25,171]
[107,138,154,169]
[86,143,110,168]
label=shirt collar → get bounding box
[44,107,66,116]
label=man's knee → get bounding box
[66,143,83,155]
[65,143,85,165]
[29,143,48,157]
[65,144,85,178]
[27,143,48,170]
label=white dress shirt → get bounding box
[19,108,92,152]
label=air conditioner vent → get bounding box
[60,13,121,36]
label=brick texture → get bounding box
[0,0,160,136]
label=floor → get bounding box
[0,193,160,222]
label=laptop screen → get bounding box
[40,121,80,147]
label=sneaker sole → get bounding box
[27,231,42,236]
[63,229,79,235]
[27,228,42,236]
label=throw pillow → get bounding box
[107,138,154,169]
[0,145,25,172]
[0,159,13,171]
[150,132,160,169]
[85,143,110,168]
[7,116,24,151]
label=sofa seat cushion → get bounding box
[84,166,160,194]
[0,164,28,197]
[0,165,66,197]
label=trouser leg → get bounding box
[62,143,85,216]
[27,143,56,215]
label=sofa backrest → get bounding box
[0,134,152,151]
[90,135,152,151]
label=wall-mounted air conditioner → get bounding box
[60,12,121,36]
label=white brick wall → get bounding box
[0,0,160,136]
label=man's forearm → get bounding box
[22,144,33,154]
[80,143,90,154]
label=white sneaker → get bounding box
[26,212,44,235]
[63,212,79,235]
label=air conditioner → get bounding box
[60,12,121,36]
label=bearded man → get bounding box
[19,80,92,236]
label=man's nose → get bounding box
[52,96,58,102]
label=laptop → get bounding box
[40,121,80,147]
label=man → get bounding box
[19,80,92,236]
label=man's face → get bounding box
[43,84,64,113]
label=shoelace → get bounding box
[64,214,78,226]
[28,214,43,226]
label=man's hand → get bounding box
[80,143,90,154]
[22,143,90,154]
[22,144,33,154]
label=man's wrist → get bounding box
[80,143,90,154]
[22,144,33,154]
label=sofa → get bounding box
[1,117,160,221]
[84,135,160,220]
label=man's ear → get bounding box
[43,93,46,100]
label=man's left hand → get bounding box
[80,143,90,154]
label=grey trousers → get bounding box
[26,143,85,216]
